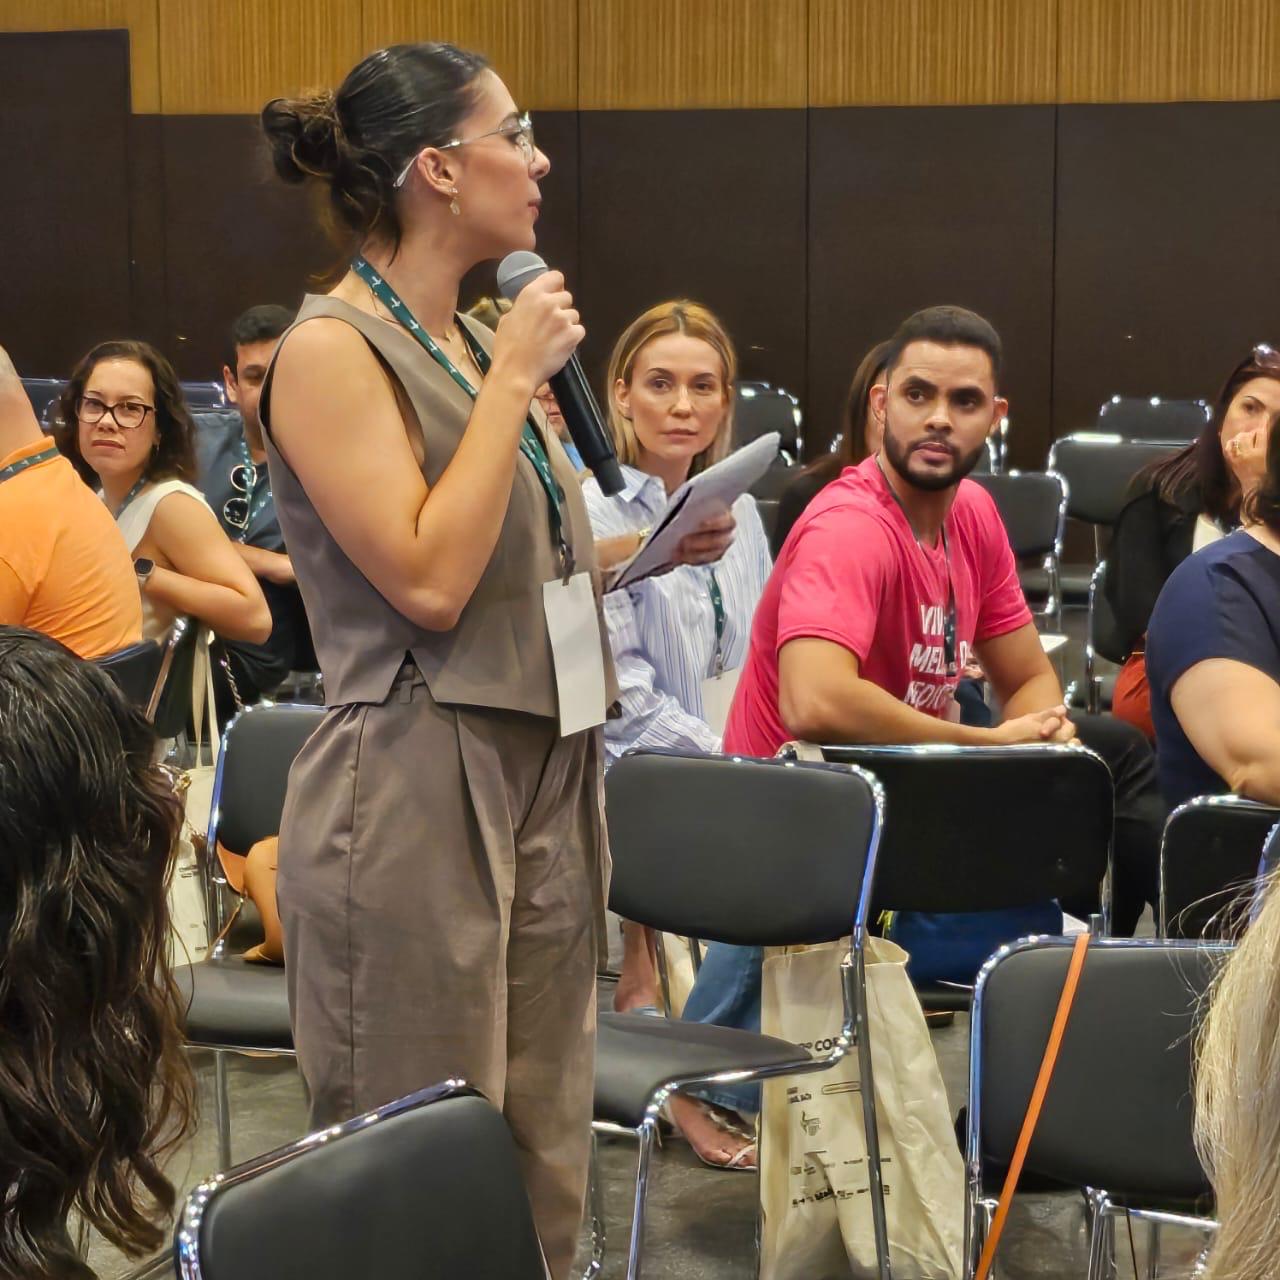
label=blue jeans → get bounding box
[680,943,764,1115]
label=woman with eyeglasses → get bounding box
[54,340,271,648]
[1106,344,1280,740]
[1146,344,1280,808]
[258,45,614,1276]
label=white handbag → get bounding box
[759,938,964,1280]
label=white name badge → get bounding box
[700,666,742,737]
[544,573,609,737]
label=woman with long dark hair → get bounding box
[1106,345,1279,737]
[54,340,270,647]
[0,626,194,1280]
[258,44,615,1275]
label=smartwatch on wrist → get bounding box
[133,557,155,585]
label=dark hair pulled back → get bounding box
[262,43,490,251]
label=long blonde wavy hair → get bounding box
[1195,867,1280,1279]
[605,300,737,480]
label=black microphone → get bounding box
[496,251,625,496]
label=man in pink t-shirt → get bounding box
[726,307,1073,757]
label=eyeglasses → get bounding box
[222,461,257,530]
[393,113,536,188]
[77,395,154,430]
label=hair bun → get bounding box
[262,91,345,184]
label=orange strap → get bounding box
[975,932,1090,1280]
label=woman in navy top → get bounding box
[1147,346,1280,809]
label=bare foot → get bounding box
[669,1096,757,1169]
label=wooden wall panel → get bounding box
[362,0,576,109]
[578,0,807,109]
[1052,101,1280,440]
[0,0,159,111]
[157,0,362,114]
[1059,0,1280,103]
[809,0,1057,106]
[576,111,807,404]
[0,31,133,376]
[807,106,1057,462]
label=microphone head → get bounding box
[497,251,548,301]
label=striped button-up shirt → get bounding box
[584,464,773,767]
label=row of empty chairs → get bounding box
[21,375,226,426]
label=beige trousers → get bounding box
[278,664,607,1278]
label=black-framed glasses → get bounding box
[222,460,257,530]
[77,395,154,430]
[393,112,536,188]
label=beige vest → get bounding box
[261,294,617,717]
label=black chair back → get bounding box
[790,744,1112,915]
[210,704,323,853]
[21,377,67,426]
[749,453,797,501]
[182,380,228,411]
[94,639,163,711]
[973,938,1225,1203]
[1096,396,1211,442]
[1087,560,1127,666]
[1159,795,1280,940]
[969,471,1065,560]
[605,751,883,946]
[733,381,802,458]
[148,617,202,738]
[177,1082,547,1280]
[1047,435,1182,528]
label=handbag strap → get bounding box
[975,932,1090,1280]
[189,627,222,765]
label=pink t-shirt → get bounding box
[724,456,1032,757]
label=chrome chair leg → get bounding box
[1146,1220,1160,1279]
[213,1048,232,1171]
[851,950,892,1280]
[625,1116,659,1280]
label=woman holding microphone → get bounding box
[259,43,615,1275]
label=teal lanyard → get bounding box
[116,474,149,517]
[708,569,726,676]
[232,437,271,543]
[0,443,57,486]
[350,255,571,574]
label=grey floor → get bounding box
[86,604,1204,1278]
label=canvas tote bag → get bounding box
[759,937,964,1279]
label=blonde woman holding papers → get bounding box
[583,300,771,1169]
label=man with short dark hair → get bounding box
[195,304,299,709]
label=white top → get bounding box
[1192,512,1227,553]
[112,479,212,641]
[583,463,773,767]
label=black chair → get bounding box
[1079,560,1127,713]
[595,750,887,1280]
[1158,794,1280,940]
[174,1081,547,1280]
[94,639,163,712]
[146,617,202,738]
[21,377,67,426]
[966,937,1225,1280]
[172,703,322,1169]
[782,743,1114,1009]
[1096,395,1212,443]
[733,380,802,460]
[181,379,228,411]
[748,452,798,502]
[754,496,780,544]
[1046,436,1183,600]
[970,471,1067,627]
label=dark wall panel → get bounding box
[576,110,807,410]
[0,31,132,379]
[1053,101,1280,439]
[127,114,170,353]
[808,106,1057,465]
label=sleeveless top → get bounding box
[260,293,617,716]
[112,479,211,642]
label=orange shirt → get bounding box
[0,437,142,658]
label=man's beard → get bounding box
[881,417,987,493]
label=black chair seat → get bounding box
[1019,563,1092,605]
[595,1011,811,1128]
[915,982,974,1013]
[175,955,292,1051]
